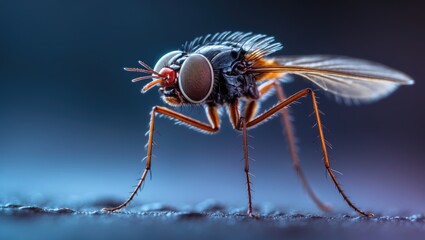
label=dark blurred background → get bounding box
[0,0,424,214]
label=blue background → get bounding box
[1,0,424,214]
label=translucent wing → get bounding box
[254,55,414,102]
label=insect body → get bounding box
[103,32,414,217]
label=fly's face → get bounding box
[126,51,215,107]
[154,51,184,106]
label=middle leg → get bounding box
[240,117,256,217]
[228,101,257,217]
[244,80,330,212]
[245,88,373,217]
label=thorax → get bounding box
[192,45,260,105]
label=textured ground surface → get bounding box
[1,200,424,240]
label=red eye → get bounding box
[159,67,177,87]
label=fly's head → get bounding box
[125,51,214,107]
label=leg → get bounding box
[103,105,220,212]
[244,80,274,122]
[244,81,330,212]
[239,81,277,215]
[228,102,257,217]
[240,117,257,217]
[273,82,331,212]
[247,88,373,217]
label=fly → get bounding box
[103,32,414,217]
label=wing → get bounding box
[253,55,414,102]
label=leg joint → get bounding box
[236,117,245,130]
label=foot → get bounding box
[102,207,120,212]
[247,210,260,219]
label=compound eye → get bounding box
[179,54,214,103]
[153,50,182,73]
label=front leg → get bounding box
[103,105,220,212]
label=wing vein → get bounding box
[254,55,414,103]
